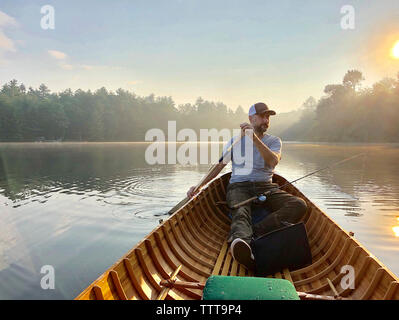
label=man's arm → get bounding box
[240,123,280,168]
[252,134,280,168]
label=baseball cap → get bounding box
[248,102,276,116]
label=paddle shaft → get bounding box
[192,135,243,192]
[230,153,365,209]
[167,135,243,214]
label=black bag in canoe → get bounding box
[252,222,312,277]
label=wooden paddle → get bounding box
[167,135,243,215]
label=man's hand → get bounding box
[187,186,199,199]
[240,122,254,138]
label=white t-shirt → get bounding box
[223,134,282,184]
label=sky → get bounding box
[1,0,399,112]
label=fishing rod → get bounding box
[230,152,366,210]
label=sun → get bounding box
[392,41,399,59]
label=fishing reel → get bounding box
[252,194,267,206]
[217,193,267,209]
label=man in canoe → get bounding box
[187,102,307,270]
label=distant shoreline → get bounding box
[1,141,399,146]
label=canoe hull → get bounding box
[76,173,399,300]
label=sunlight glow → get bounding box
[393,217,399,237]
[393,226,399,237]
[392,41,399,59]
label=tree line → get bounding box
[1,70,399,142]
[0,80,247,142]
[281,70,399,142]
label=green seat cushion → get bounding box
[202,276,299,300]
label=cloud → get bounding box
[48,50,74,70]
[127,80,142,85]
[81,64,122,71]
[81,64,95,70]
[0,10,17,28]
[0,11,18,53]
[0,30,16,51]
[46,50,121,72]
[60,63,74,70]
[48,50,68,60]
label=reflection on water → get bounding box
[393,218,399,237]
[0,142,399,299]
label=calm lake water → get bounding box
[0,142,399,299]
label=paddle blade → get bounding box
[168,196,190,215]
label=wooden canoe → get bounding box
[75,172,399,300]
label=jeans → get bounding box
[226,181,308,244]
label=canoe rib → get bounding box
[176,214,215,260]
[123,258,149,300]
[153,230,199,283]
[143,239,201,299]
[75,173,399,300]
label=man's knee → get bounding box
[231,205,252,220]
[292,197,308,219]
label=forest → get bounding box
[0,69,399,142]
[0,80,246,142]
[280,70,399,142]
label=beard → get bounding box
[255,124,268,134]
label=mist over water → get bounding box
[0,142,398,299]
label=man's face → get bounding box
[249,113,270,134]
